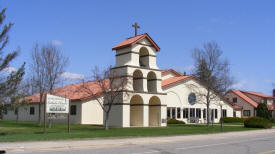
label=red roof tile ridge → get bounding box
[112,33,160,51]
[240,90,272,98]
[161,69,182,77]
[231,90,258,108]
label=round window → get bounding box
[188,93,196,105]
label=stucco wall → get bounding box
[163,79,235,123]
[81,99,103,125]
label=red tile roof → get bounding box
[161,69,182,77]
[268,104,275,110]
[162,75,239,110]
[24,80,109,103]
[230,90,258,108]
[162,76,193,88]
[233,105,242,110]
[112,33,160,51]
[240,90,274,99]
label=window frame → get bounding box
[190,108,195,118]
[183,108,189,119]
[177,107,181,119]
[214,109,218,119]
[203,109,206,119]
[196,108,201,118]
[222,109,227,117]
[233,97,237,103]
[243,110,251,117]
[30,107,35,115]
[70,105,77,115]
[171,108,176,119]
[167,107,171,118]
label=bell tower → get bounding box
[107,24,167,127]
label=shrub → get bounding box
[221,117,246,123]
[167,118,185,124]
[256,103,270,119]
[244,117,272,129]
[269,118,275,123]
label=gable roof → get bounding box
[161,69,182,77]
[240,90,274,99]
[112,33,160,51]
[162,75,193,88]
[230,90,258,108]
[162,75,240,110]
[24,80,109,104]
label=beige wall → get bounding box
[81,99,103,125]
[225,92,255,118]
[163,79,235,123]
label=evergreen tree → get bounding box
[256,103,270,119]
[0,8,25,112]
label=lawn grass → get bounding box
[0,120,259,142]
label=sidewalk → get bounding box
[1,128,275,153]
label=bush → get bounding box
[256,103,270,119]
[221,117,246,123]
[269,118,275,123]
[244,117,272,129]
[167,118,185,124]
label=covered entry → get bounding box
[130,95,144,126]
[149,96,161,126]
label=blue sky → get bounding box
[1,0,275,95]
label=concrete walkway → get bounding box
[1,128,275,153]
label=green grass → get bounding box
[0,120,259,142]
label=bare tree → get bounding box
[190,41,233,125]
[79,66,129,130]
[30,43,68,129]
[9,80,32,123]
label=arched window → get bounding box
[139,47,149,68]
[130,95,144,126]
[147,71,157,92]
[188,93,196,105]
[133,70,143,91]
[149,96,161,126]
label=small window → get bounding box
[196,108,201,118]
[183,108,189,118]
[215,109,218,119]
[190,108,195,118]
[264,99,267,104]
[171,108,176,119]
[233,97,237,103]
[243,110,251,117]
[4,108,7,115]
[233,111,236,117]
[14,108,18,115]
[203,109,206,119]
[30,107,35,115]
[177,108,181,119]
[70,105,77,115]
[167,108,171,118]
[222,109,227,117]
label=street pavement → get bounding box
[2,128,275,154]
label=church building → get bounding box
[3,29,240,127]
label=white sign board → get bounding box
[46,94,69,114]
